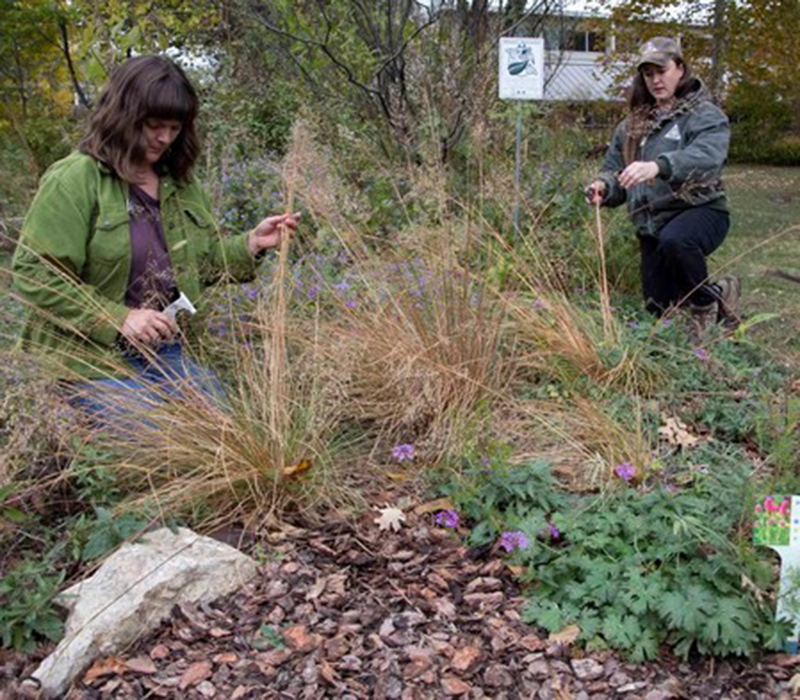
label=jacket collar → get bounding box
[95,157,184,200]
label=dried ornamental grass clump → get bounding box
[321,252,512,461]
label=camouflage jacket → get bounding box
[598,79,730,237]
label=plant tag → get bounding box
[753,494,800,653]
[163,291,197,321]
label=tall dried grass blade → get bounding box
[594,201,614,341]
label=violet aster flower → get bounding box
[434,510,460,528]
[391,443,415,461]
[694,347,710,363]
[547,522,560,539]
[498,530,530,553]
[614,461,635,482]
[345,299,357,308]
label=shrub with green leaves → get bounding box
[440,458,786,660]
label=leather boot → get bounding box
[713,275,742,328]
[687,301,718,342]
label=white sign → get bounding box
[498,37,544,101]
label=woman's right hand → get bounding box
[120,309,177,345]
[584,180,606,205]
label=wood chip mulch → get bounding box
[3,512,800,699]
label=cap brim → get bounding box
[636,54,671,70]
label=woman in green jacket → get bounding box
[13,55,298,418]
[585,37,739,338]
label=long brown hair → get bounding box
[623,57,695,164]
[80,55,200,183]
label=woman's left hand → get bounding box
[618,161,660,190]
[247,212,301,256]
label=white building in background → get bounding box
[542,17,627,102]
[539,9,709,102]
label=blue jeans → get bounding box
[65,343,224,428]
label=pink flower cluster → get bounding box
[756,496,790,525]
[754,495,792,546]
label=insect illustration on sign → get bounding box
[507,43,539,76]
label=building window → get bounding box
[557,29,605,52]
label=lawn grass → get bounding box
[716,165,800,358]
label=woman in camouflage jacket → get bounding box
[585,37,739,336]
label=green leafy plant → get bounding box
[441,458,784,660]
[520,485,783,660]
[0,560,65,651]
[253,624,286,650]
[439,456,569,547]
[70,507,150,561]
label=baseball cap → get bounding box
[636,37,682,70]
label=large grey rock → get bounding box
[29,527,258,698]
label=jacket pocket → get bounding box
[183,205,215,231]
[86,207,130,288]
[181,205,213,274]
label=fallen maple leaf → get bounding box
[374,505,406,532]
[658,416,699,448]
[547,624,581,646]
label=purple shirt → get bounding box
[125,184,176,310]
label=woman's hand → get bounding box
[618,161,659,190]
[247,212,301,256]
[584,180,607,205]
[121,309,177,345]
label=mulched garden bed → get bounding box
[2,510,799,699]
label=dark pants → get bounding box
[639,207,730,315]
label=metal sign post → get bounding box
[498,37,544,243]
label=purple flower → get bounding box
[434,510,460,528]
[498,530,530,553]
[547,522,560,539]
[628,320,639,329]
[308,285,320,299]
[391,443,415,461]
[533,298,545,310]
[345,299,357,308]
[660,317,673,328]
[694,347,710,363]
[333,281,351,291]
[665,483,677,492]
[614,461,635,482]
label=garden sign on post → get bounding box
[498,37,544,243]
[753,495,800,653]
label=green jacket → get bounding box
[598,79,730,238]
[12,151,258,379]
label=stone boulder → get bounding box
[29,527,258,698]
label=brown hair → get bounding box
[623,57,696,164]
[80,55,200,183]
